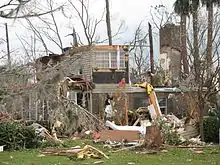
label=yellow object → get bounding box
[134,82,154,95]
[135,82,162,117]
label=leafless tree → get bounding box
[129,22,150,82]
[150,5,177,30]
[68,0,105,45]
[0,0,63,19]
[67,0,125,45]
[182,9,220,141]
[16,32,45,63]
[17,0,67,55]
[37,0,64,53]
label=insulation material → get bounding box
[148,104,157,120]
[106,120,146,135]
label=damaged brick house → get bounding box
[30,45,130,120]
[0,44,188,122]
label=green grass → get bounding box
[0,140,220,165]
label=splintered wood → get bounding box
[41,145,109,159]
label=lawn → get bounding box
[0,140,220,165]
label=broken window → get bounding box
[134,97,150,109]
[158,98,167,114]
[68,90,90,109]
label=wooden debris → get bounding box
[41,145,109,159]
[127,162,135,165]
[99,130,140,142]
[112,144,142,153]
[164,145,206,149]
[94,161,104,164]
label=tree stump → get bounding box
[144,125,162,149]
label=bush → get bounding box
[40,139,62,148]
[158,120,182,145]
[0,122,43,150]
[203,115,220,143]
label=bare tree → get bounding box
[68,0,105,45]
[129,22,150,82]
[150,5,177,30]
[18,0,66,54]
[67,0,125,45]
[16,32,45,63]
[0,0,63,19]
[183,9,220,141]
[38,0,64,53]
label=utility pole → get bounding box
[148,22,154,85]
[5,23,11,69]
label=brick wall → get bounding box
[160,24,181,50]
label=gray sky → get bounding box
[0,0,176,64]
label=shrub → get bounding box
[0,122,42,150]
[203,115,220,143]
[40,139,62,148]
[158,120,182,145]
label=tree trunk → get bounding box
[105,0,112,45]
[144,125,162,149]
[198,94,205,141]
[148,23,154,85]
[206,4,213,76]
[192,11,200,83]
[72,27,78,47]
[181,14,189,75]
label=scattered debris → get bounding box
[0,145,5,152]
[94,160,104,164]
[189,148,204,154]
[127,162,135,165]
[112,143,143,153]
[37,154,45,157]
[188,137,205,146]
[98,130,140,142]
[41,145,109,159]
[106,120,146,135]
[0,111,12,122]
[161,149,168,153]
[30,123,61,142]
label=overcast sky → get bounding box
[0,0,176,64]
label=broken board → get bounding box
[99,130,140,142]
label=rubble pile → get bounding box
[0,111,12,122]
[51,100,105,137]
[160,114,203,146]
[92,111,204,151]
